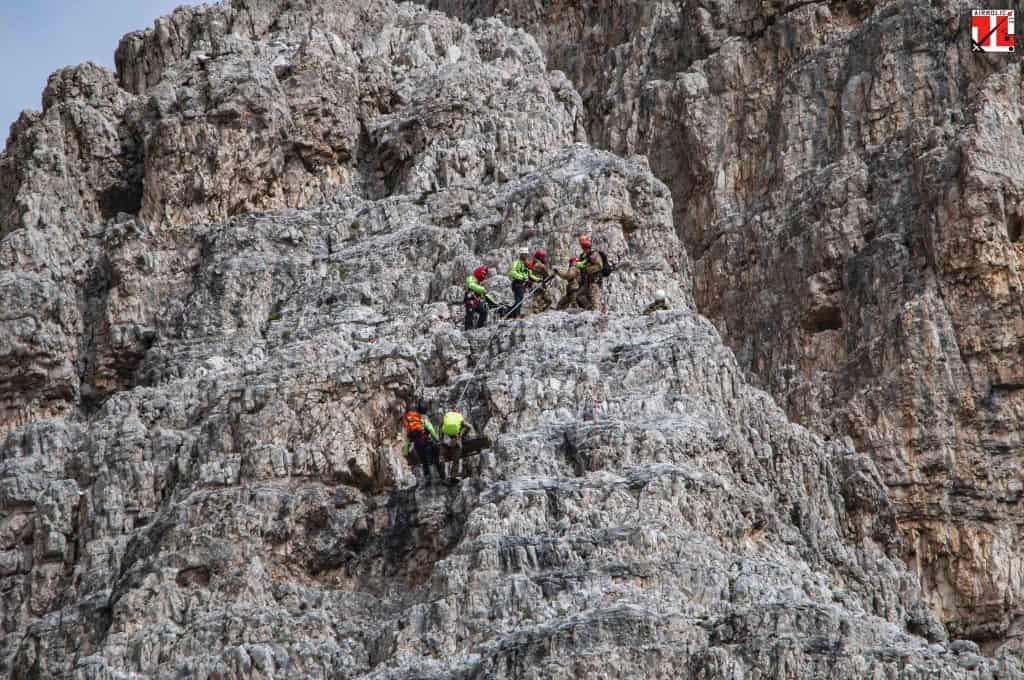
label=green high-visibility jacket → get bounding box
[442,411,465,436]
[403,417,439,457]
[466,275,487,295]
[510,258,531,282]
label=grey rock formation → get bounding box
[418,0,1024,654]
[0,0,1021,678]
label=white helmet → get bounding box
[654,289,667,302]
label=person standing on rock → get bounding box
[440,408,475,478]
[403,409,444,483]
[530,249,554,313]
[643,290,670,315]
[575,236,604,311]
[556,256,582,310]
[508,248,534,319]
[464,266,494,330]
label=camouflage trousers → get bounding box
[577,282,600,311]
[532,287,552,313]
[557,285,581,310]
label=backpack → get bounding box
[403,411,423,434]
[597,251,614,278]
[442,411,464,436]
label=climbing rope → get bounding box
[453,376,474,409]
[496,276,556,321]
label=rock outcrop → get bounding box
[418,0,1024,653]
[1,0,1021,677]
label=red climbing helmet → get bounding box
[569,256,578,265]
[473,266,488,281]
[534,249,547,261]
[579,235,592,250]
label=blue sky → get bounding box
[1,0,207,147]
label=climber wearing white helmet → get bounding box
[643,290,670,315]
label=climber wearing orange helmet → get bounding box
[402,408,443,483]
[464,266,495,330]
[530,249,554,313]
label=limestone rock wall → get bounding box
[0,0,1021,677]
[418,0,1024,652]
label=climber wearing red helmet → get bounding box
[464,266,494,330]
[530,248,554,313]
[556,255,582,310]
[575,236,604,311]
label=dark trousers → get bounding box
[509,280,526,318]
[464,301,488,330]
[413,434,444,480]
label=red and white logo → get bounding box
[972,10,1015,53]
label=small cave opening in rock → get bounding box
[97,180,143,221]
[1007,212,1023,243]
[803,306,843,334]
[176,566,211,588]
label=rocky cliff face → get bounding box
[0,0,1021,678]
[418,0,1024,654]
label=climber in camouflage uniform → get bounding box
[556,256,582,310]
[530,249,553,313]
[575,236,604,311]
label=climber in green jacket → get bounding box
[440,408,475,478]
[508,248,534,319]
[464,266,496,330]
[402,409,443,483]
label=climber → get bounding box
[530,249,554,313]
[575,236,605,311]
[643,290,670,315]
[402,409,444,483]
[464,266,496,330]
[556,256,582,310]
[440,408,476,478]
[508,248,533,319]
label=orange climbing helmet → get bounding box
[579,235,592,250]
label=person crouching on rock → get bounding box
[403,409,444,484]
[464,266,494,330]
